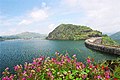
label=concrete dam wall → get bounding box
[85,37,120,55]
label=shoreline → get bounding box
[85,37,120,55]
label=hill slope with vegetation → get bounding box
[110,31,120,40]
[13,32,47,39]
[1,32,47,40]
[46,24,102,40]
[102,35,120,46]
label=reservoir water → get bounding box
[0,39,119,77]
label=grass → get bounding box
[102,36,120,47]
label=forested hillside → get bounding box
[47,24,102,40]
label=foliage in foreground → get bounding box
[1,53,120,80]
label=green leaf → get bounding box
[76,78,82,80]
[72,70,79,75]
[85,69,90,73]
[81,71,87,74]
[114,72,120,79]
[63,70,67,75]
[69,74,74,79]
[66,75,69,80]
[58,78,62,80]
[76,78,79,80]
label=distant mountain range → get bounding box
[110,31,120,40]
[0,32,47,41]
[46,24,102,40]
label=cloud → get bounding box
[18,5,49,25]
[48,24,56,32]
[30,8,48,21]
[61,0,78,7]
[0,2,50,35]
[18,19,32,25]
[1,0,120,35]
[0,2,49,26]
[61,0,120,33]
[80,0,120,33]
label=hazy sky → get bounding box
[0,0,120,35]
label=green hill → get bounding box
[14,32,47,39]
[2,32,47,40]
[102,35,119,46]
[110,31,120,40]
[46,24,102,40]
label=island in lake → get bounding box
[46,24,120,55]
[46,24,102,40]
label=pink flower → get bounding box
[24,65,27,69]
[47,71,52,77]
[37,62,41,66]
[64,56,71,62]
[28,73,32,78]
[32,61,37,65]
[23,71,26,75]
[97,75,101,79]
[76,66,81,69]
[51,58,56,62]
[66,58,71,63]
[56,61,62,65]
[82,74,87,79]
[73,54,76,57]
[82,64,85,68]
[76,62,81,69]
[14,65,19,71]
[2,76,9,80]
[39,56,44,61]
[9,74,14,79]
[22,77,26,80]
[87,58,91,63]
[89,64,94,69]
[31,65,35,69]
[104,71,110,79]
[106,75,110,79]
[2,77,7,80]
[5,67,9,71]
[37,67,41,72]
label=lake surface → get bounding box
[0,39,119,77]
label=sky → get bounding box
[0,0,120,36]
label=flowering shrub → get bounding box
[1,52,120,80]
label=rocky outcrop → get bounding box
[85,37,120,55]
